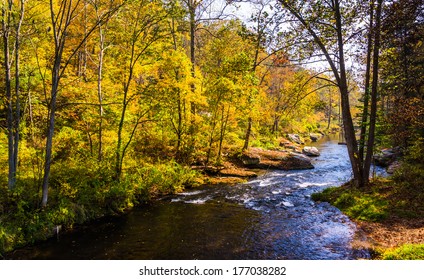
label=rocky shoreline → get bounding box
[197,134,323,185]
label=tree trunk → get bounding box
[359,0,375,164]
[327,88,332,130]
[42,71,60,207]
[2,0,24,190]
[364,0,383,181]
[243,117,252,150]
[188,0,197,152]
[217,105,230,163]
[97,23,105,161]
[2,8,15,190]
[334,0,364,188]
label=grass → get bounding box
[382,244,424,260]
[312,163,424,260]
[311,183,389,222]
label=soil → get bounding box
[356,216,424,249]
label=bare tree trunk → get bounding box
[97,23,105,161]
[188,0,197,158]
[42,66,60,207]
[364,0,383,181]
[217,105,230,163]
[2,2,15,190]
[334,0,364,188]
[243,117,252,150]
[327,89,332,130]
[13,0,25,188]
[359,0,375,164]
[2,0,24,190]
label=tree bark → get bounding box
[364,0,383,181]
[359,0,375,164]
[97,22,105,161]
[2,0,24,190]
[2,2,15,190]
[334,0,364,188]
[243,117,252,150]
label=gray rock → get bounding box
[302,146,320,157]
[279,152,314,170]
[288,134,304,145]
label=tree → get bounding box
[1,0,25,190]
[277,0,367,187]
[363,0,383,182]
[40,0,123,207]
[113,0,170,178]
[379,0,424,148]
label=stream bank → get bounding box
[6,134,377,260]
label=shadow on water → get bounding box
[9,134,378,260]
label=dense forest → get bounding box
[0,0,423,258]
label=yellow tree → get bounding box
[152,48,203,162]
[39,0,123,207]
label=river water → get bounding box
[9,135,379,260]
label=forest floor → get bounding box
[355,216,424,249]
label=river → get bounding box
[8,135,382,259]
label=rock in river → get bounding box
[302,146,320,157]
[279,152,314,170]
[242,148,314,170]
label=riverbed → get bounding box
[8,135,380,259]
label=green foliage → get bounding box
[382,244,424,260]
[135,161,199,196]
[312,186,388,222]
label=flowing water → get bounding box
[9,135,382,260]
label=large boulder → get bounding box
[279,153,314,170]
[302,146,320,157]
[287,134,304,145]
[241,148,313,170]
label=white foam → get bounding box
[282,201,294,207]
[178,190,204,196]
[184,197,211,204]
[297,182,331,188]
[259,180,275,187]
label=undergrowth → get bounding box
[0,160,200,255]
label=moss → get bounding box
[312,186,388,222]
